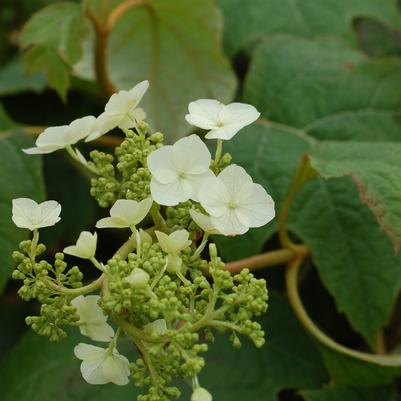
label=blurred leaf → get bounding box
[218,0,401,56]
[0,131,45,292]
[317,346,401,386]
[244,35,401,141]
[0,103,18,130]
[217,123,401,345]
[302,384,397,401]
[354,17,401,57]
[309,141,401,252]
[20,2,86,99]
[106,0,237,142]
[200,292,328,400]
[0,58,46,96]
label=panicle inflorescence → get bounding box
[11,81,272,401]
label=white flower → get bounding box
[74,343,130,385]
[12,198,61,231]
[86,80,149,142]
[198,164,275,236]
[147,135,214,206]
[185,99,260,140]
[71,295,114,342]
[189,209,221,235]
[191,387,213,401]
[64,231,97,260]
[23,116,96,154]
[96,198,153,229]
[124,268,150,288]
[155,230,191,255]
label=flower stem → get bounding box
[286,255,401,366]
[214,139,223,164]
[65,145,100,175]
[150,203,168,232]
[193,233,209,258]
[48,274,105,296]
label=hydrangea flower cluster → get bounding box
[11,81,275,401]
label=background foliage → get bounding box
[1,0,401,399]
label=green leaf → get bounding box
[0,103,18,130]
[20,2,86,99]
[318,347,401,386]
[302,384,397,401]
[106,0,236,142]
[0,58,46,96]
[309,141,401,252]
[217,122,401,344]
[0,131,46,292]
[218,0,401,56]
[244,35,401,141]
[0,329,137,401]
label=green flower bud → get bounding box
[125,268,150,288]
[166,254,183,274]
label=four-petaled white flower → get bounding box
[147,134,214,206]
[155,230,191,255]
[71,295,114,342]
[12,198,61,231]
[189,209,221,235]
[198,164,275,236]
[74,343,130,385]
[185,99,260,140]
[191,387,213,401]
[86,80,149,142]
[23,116,96,154]
[64,231,98,260]
[96,198,153,229]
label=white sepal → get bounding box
[155,230,191,255]
[64,231,98,260]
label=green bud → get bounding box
[166,254,182,274]
[125,268,150,288]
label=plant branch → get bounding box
[286,255,401,366]
[107,0,147,30]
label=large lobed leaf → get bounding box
[217,123,401,345]
[106,0,236,142]
[244,35,401,142]
[218,0,401,56]
[0,131,46,291]
[20,2,86,99]
[309,141,401,252]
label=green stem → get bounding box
[150,203,168,232]
[29,229,39,261]
[214,139,223,164]
[278,155,316,251]
[193,233,209,258]
[90,257,107,273]
[286,256,401,366]
[65,145,100,175]
[48,274,105,296]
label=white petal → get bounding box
[96,217,127,229]
[64,231,97,259]
[36,200,62,228]
[83,322,115,342]
[218,164,252,199]
[36,126,69,147]
[155,230,191,254]
[23,145,62,154]
[150,178,189,206]
[85,112,120,142]
[105,90,132,114]
[191,387,213,401]
[185,99,224,129]
[65,115,96,144]
[12,198,38,230]
[127,80,149,106]
[102,353,130,385]
[147,145,178,184]
[81,360,109,384]
[144,319,168,336]
[74,343,106,361]
[220,102,260,127]
[235,183,275,228]
[198,177,230,217]
[204,125,242,140]
[189,209,220,235]
[211,210,248,236]
[110,198,153,227]
[172,135,211,175]
[186,169,215,202]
